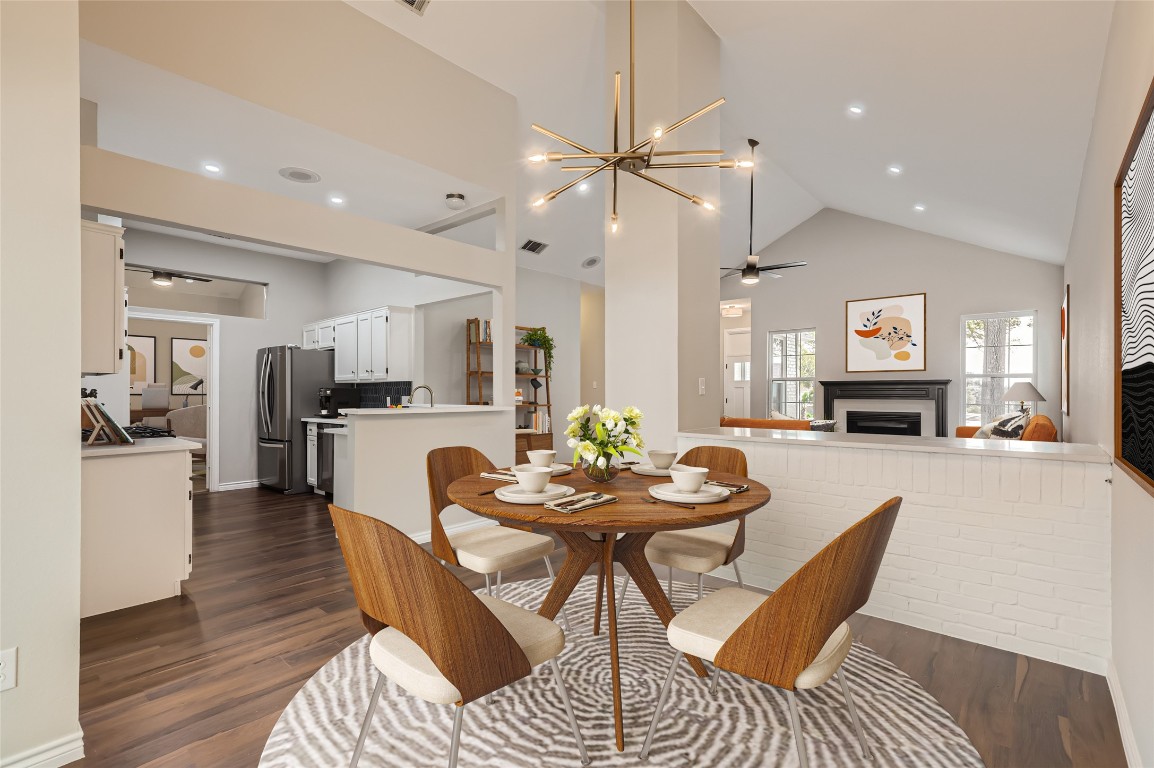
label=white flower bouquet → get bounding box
[565,404,645,482]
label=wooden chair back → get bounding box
[426,446,497,565]
[677,445,750,563]
[715,496,902,690]
[328,504,531,705]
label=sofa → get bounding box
[955,413,1057,442]
[720,416,812,431]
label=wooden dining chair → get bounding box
[328,504,590,768]
[618,445,750,611]
[638,496,902,767]
[427,446,570,631]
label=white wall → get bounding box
[0,3,86,765]
[323,258,488,320]
[516,267,582,448]
[723,209,1064,434]
[1062,2,1154,763]
[124,229,329,485]
[580,282,605,406]
[417,291,494,406]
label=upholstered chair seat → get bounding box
[644,528,733,575]
[450,527,556,575]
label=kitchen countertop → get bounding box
[81,437,202,458]
[340,405,515,416]
[301,416,348,425]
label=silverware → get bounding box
[555,492,603,509]
[641,496,695,510]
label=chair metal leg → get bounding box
[709,666,722,695]
[485,573,492,596]
[618,573,631,614]
[696,572,703,601]
[550,658,591,765]
[639,651,683,761]
[350,671,386,768]
[838,670,872,760]
[785,690,809,768]
[733,560,745,589]
[667,565,674,603]
[496,569,502,599]
[542,556,572,633]
[447,704,465,768]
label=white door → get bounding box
[333,316,358,382]
[370,310,388,381]
[723,328,752,418]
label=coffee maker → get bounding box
[318,386,360,418]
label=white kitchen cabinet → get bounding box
[357,313,374,381]
[306,423,318,486]
[369,309,388,380]
[302,323,318,350]
[316,320,336,350]
[81,220,126,375]
[333,315,359,382]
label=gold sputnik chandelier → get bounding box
[527,0,751,232]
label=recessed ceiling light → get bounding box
[279,166,322,184]
[581,256,602,269]
[887,164,903,177]
[847,104,865,117]
[579,183,589,192]
[202,163,222,174]
[913,203,926,212]
[445,193,467,210]
[329,195,345,206]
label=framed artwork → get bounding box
[846,292,926,372]
[1062,284,1070,415]
[171,338,209,396]
[1115,76,1154,495]
[126,335,156,394]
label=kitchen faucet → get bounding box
[407,385,434,408]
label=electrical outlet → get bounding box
[0,647,17,692]
[698,378,706,395]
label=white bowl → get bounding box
[648,450,677,470]
[668,465,708,493]
[513,466,553,493]
[526,449,557,468]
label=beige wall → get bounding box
[516,268,582,447]
[722,209,1064,434]
[417,291,494,407]
[1062,2,1154,763]
[127,318,209,412]
[0,2,85,764]
[580,283,605,407]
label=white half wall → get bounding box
[1,2,86,765]
[722,209,1064,434]
[1062,1,1154,763]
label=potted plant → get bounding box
[565,404,644,482]
[519,327,555,370]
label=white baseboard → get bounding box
[1107,657,1142,768]
[409,517,495,545]
[216,480,260,491]
[0,731,84,768]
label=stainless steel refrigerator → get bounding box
[256,346,334,493]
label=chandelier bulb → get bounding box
[653,127,664,140]
[737,160,754,169]
[532,197,547,207]
[528,154,546,164]
[610,214,619,234]
[702,200,716,211]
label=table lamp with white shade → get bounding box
[1003,382,1046,416]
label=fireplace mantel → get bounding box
[820,379,951,437]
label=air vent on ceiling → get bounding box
[521,239,549,255]
[397,0,430,16]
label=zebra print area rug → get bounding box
[260,577,984,767]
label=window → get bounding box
[961,312,1036,426]
[769,329,816,419]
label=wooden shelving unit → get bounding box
[467,319,553,462]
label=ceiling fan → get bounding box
[126,265,212,286]
[721,138,807,284]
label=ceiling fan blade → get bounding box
[181,275,213,283]
[720,267,741,278]
[757,261,807,272]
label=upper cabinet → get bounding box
[81,220,126,375]
[320,307,413,383]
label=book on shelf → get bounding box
[482,319,492,342]
[514,388,524,404]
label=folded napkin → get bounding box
[705,479,749,493]
[480,470,518,483]
[544,491,619,513]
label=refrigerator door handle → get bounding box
[259,352,272,436]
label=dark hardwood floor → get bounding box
[76,488,1127,767]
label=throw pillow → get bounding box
[770,410,791,421]
[974,412,1029,440]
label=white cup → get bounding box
[513,466,553,493]
[526,449,557,468]
[669,465,708,493]
[648,450,677,470]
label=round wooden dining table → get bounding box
[447,467,771,751]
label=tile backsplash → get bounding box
[355,381,413,408]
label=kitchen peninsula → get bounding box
[332,405,514,539]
